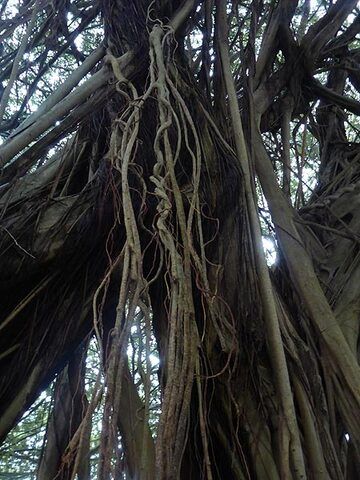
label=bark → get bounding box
[0,0,359,479]
[37,346,89,480]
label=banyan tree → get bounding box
[0,0,359,478]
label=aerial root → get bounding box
[93,22,237,479]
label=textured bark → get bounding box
[0,0,359,478]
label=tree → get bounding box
[0,0,359,478]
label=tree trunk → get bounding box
[0,0,359,478]
[37,346,90,480]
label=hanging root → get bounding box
[92,19,239,479]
